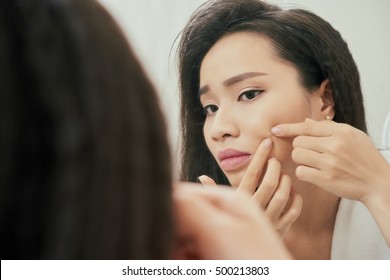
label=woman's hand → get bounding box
[173,182,292,259]
[199,139,302,238]
[271,118,390,245]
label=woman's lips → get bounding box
[218,149,251,171]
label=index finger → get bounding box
[271,118,335,137]
[237,138,273,194]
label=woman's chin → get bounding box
[224,172,245,188]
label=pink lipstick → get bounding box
[218,149,251,171]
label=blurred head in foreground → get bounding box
[0,0,172,259]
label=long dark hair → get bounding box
[178,0,366,185]
[0,0,173,259]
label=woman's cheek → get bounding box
[269,136,298,181]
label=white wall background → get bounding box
[98,0,390,156]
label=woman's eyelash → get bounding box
[201,89,263,116]
[238,89,264,101]
[203,104,218,116]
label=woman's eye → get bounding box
[203,104,219,116]
[238,89,264,101]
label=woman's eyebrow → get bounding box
[199,72,268,96]
[199,85,210,96]
[223,72,268,87]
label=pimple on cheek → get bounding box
[270,136,294,162]
[270,136,298,178]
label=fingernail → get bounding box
[271,126,281,135]
[198,175,207,184]
[263,138,272,148]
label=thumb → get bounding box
[198,175,217,187]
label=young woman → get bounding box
[178,0,390,259]
[0,0,289,259]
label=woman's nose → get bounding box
[210,107,239,142]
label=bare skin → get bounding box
[272,118,390,247]
[199,139,303,238]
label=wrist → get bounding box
[363,171,390,246]
[364,170,390,214]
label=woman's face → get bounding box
[199,32,319,187]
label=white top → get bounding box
[331,198,390,259]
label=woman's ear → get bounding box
[310,79,335,120]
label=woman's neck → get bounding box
[285,178,341,259]
[294,180,340,229]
